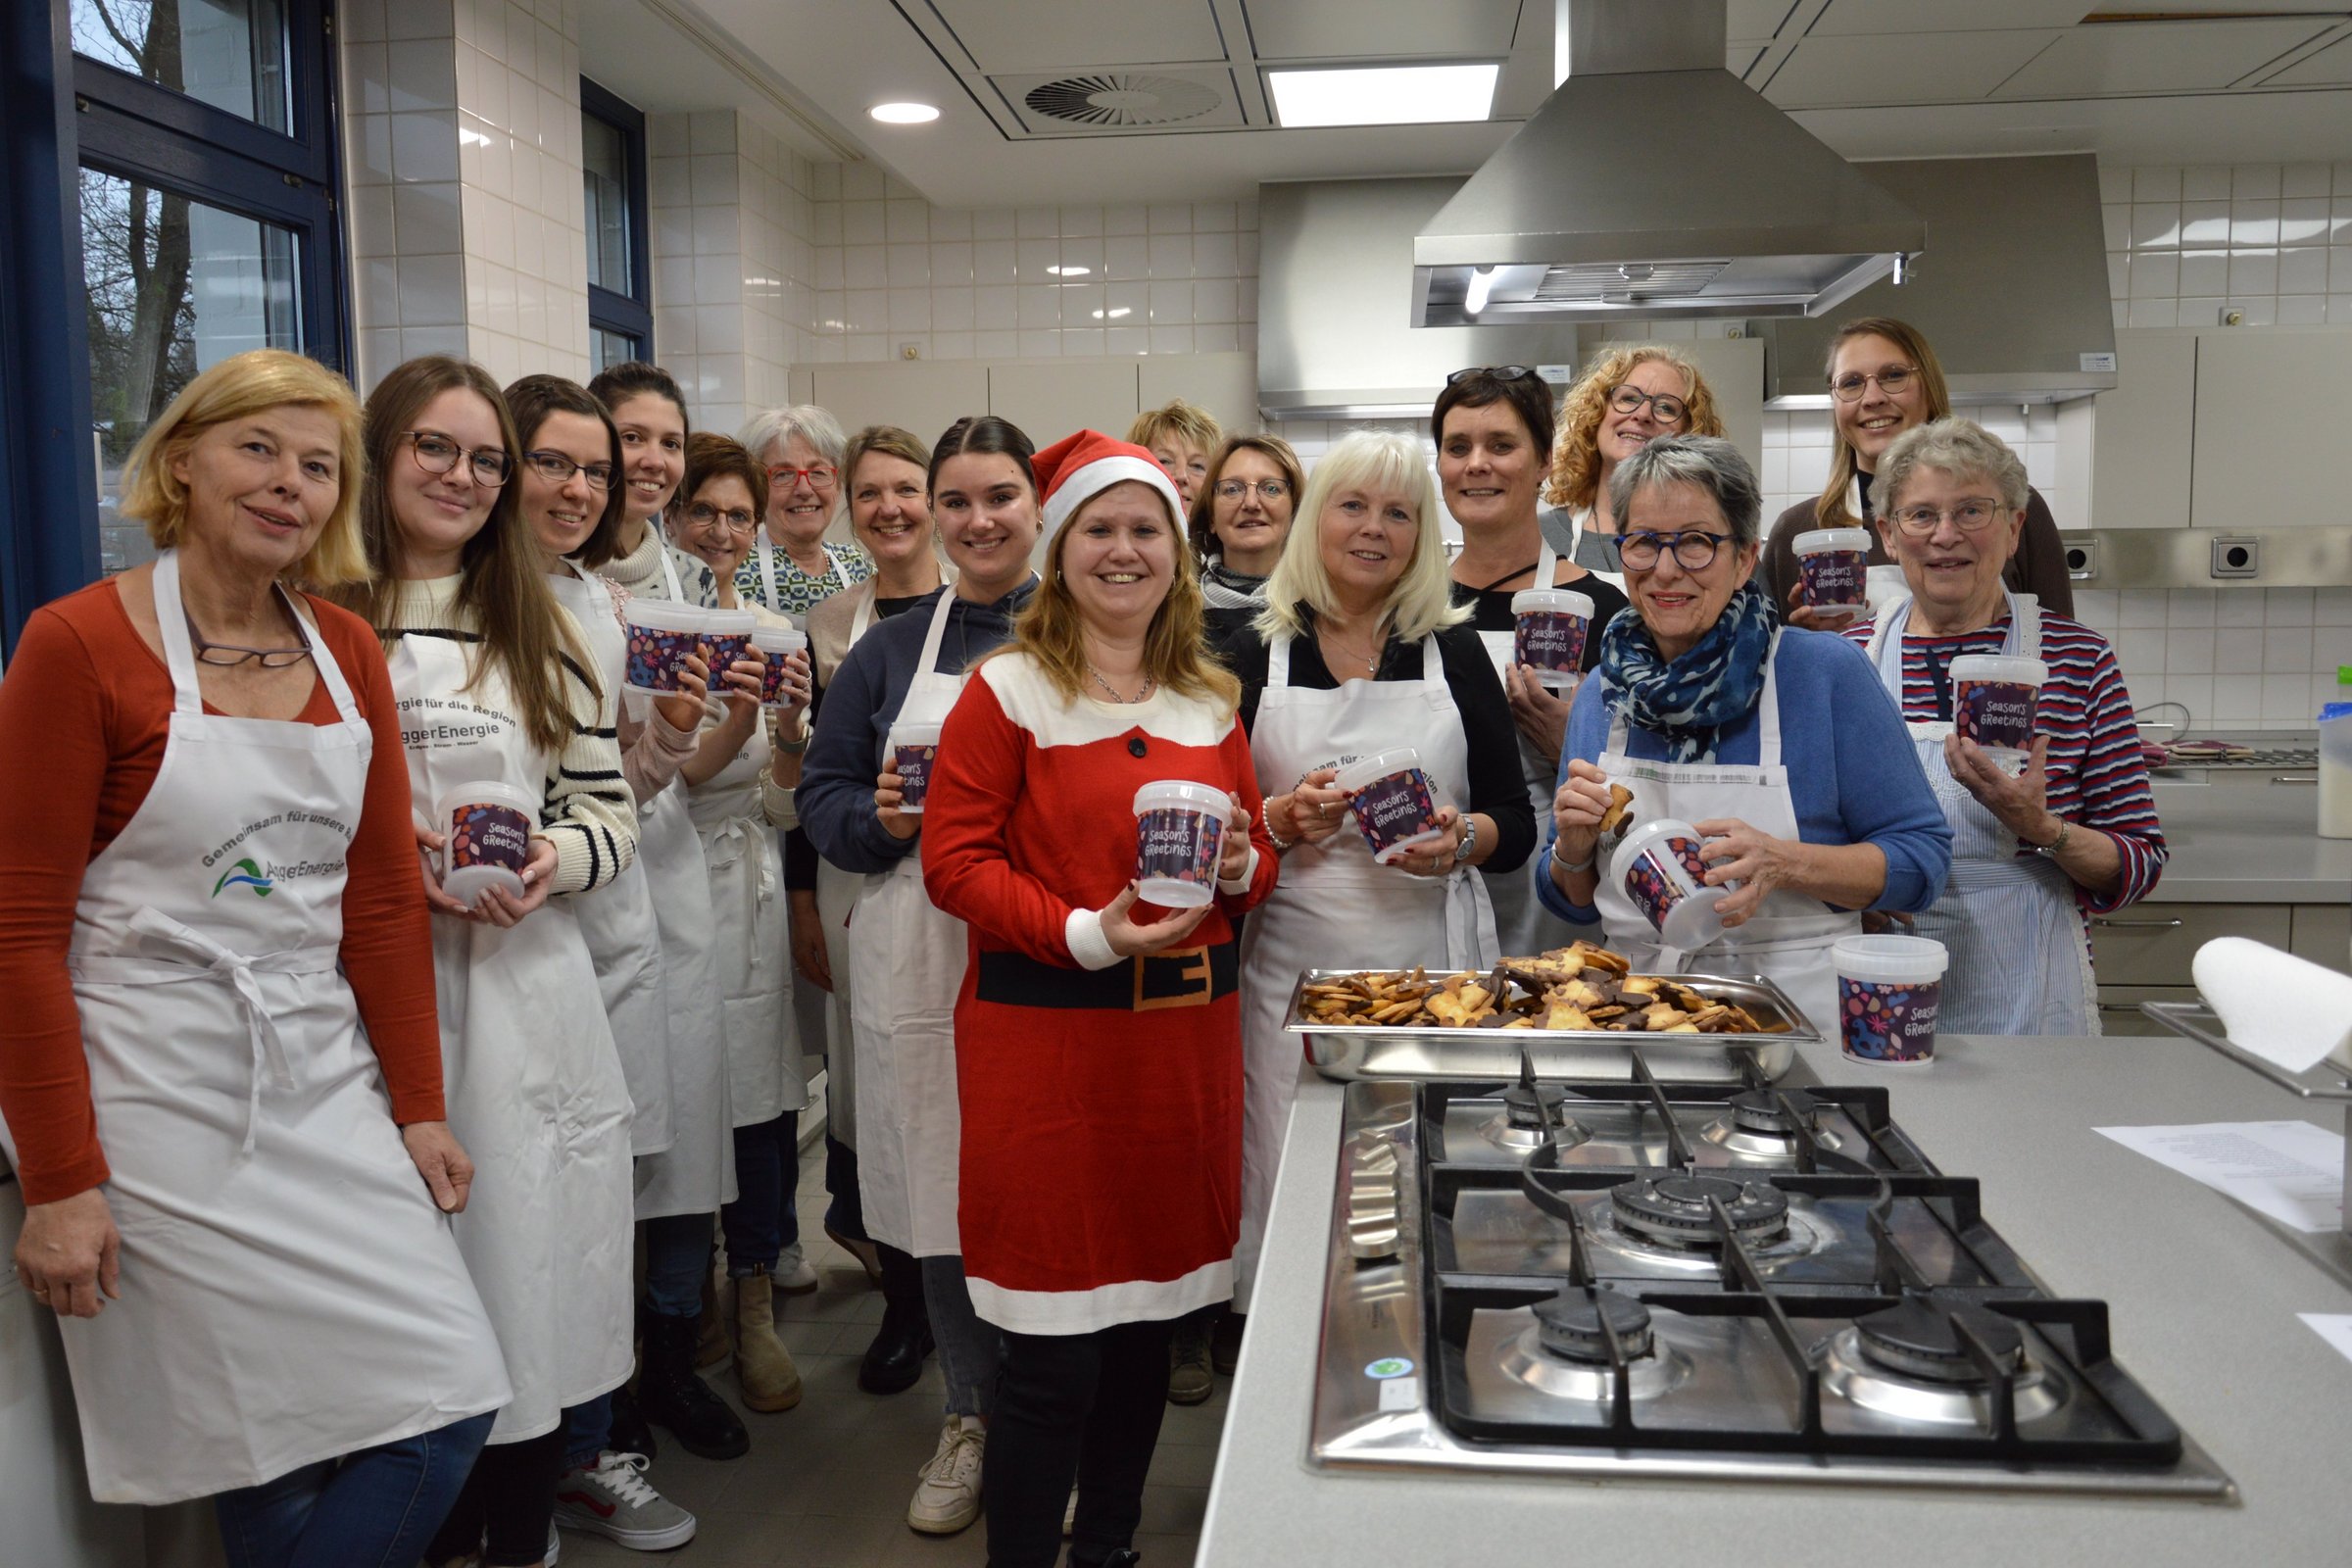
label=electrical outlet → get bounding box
[2210,536,2259,579]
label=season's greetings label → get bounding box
[1348,767,1443,858]
[448,801,531,872]
[1955,680,2037,751]
[1798,549,1868,608]
[1838,976,1941,1062]
[1137,807,1224,889]
[1625,835,1709,932]
[1513,611,1589,677]
[894,742,938,808]
[703,631,753,679]
[624,623,698,691]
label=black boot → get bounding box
[607,1377,656,1461]
[637,1310,749,1459]
[858,1243,934,1395]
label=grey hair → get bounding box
[737,403,848,468]
[1878,416,2030,517]
[1607,434,1763,546]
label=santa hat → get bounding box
[1031,429,1187,544]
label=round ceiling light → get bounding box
[869,102,940,124]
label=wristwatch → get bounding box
[1451,814,1480,864]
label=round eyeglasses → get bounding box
[402,431,513,486]
[1891,498,2005,535]
[1830,365,1918,402]
[1617,530,1730,571]
[1606,385,1689,424]
[523,450,615,490]
[1214,477,1290,502]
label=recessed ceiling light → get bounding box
[869,102,940,125]
[1266,64,1498,128]
[1048,265,1091,276]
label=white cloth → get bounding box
[1234,629,1496,1304]
[385,613,634,1443]
[687,715,807,1125]
[1864,590,2097,1035]
[10,552,511,1501]
[812,587,884,1150]
[544,565,674,1156]
[845,589,972,1257]
[1472,536,1579,958]
[1591,630,1861,1034]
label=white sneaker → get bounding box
[545,1522,560,1564]
[550,1450,698,1551]
[1063,1483,1078,1536]
[907,1416,986,1535]
[775,1242,819,1294]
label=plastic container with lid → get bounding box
[752,622,809,709]
[888,719,943,813]
[1336,748,1448,864]
[1793,527,1872,611]
[701,609,758,687]
[2319,701,2352,841]
[1831,934,1948,1065]
[1509,588,1594,689]
[622,601,709,694]
[1132,780,1232,908]
[1608,816,1726,953]
[435,780,537,906]
[1949,654,2047,774]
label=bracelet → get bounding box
[2031,817,2071,857]
[1266,820,1297,853]
[775,730,809,754]
[1550,837,1596,875]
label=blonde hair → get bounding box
[1813,317,1954,532]
[1543,345,1723,511]
[1127,398,1223,459]
[1255,429,1469,645]
[1002,479,1241,715]
[120,348,370,587]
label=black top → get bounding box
[785,591,933,893]
[1216,611,1537,875]
[1447,569,1629,677]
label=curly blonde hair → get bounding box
[1543,345,1723,511]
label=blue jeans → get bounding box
[719,1110,801,1276]
[212,1411,493,1568]
[643,1210,714,1319]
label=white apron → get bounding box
[14,551,510,1502]
[1473,537,1578,958]
[812,588,883,1150]
[1591,631,1861,1033]
[755,539,855,617]
[544,565,674,1157]
[845,590,973,1257]
[1234,629,1496,1303]
[687,713,808,1126]
[1865,592,2097,1035]
[386,614,634,1444]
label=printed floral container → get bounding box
[1950,654,2046,776]
[888,720,943,814]
[1794,527,1872,611]
[1608,816,1727,952]
[1832,934,1948,1065]
[1132,780,1231,908]
[752,623,808,709]
[434,780,536,905]
[623,601,709,694]
[1509,588,1594,690]
[1336,748,1449,864]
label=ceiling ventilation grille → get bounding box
[1022,73,1221,127]
[1536,259,1732,304]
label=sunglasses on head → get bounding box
[1445,365,1541,386]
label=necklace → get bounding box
[1318,616,1383,676]
[1087,664,1155,704]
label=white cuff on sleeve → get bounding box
[1064,906,1123,972]
[1216,846,1260,896]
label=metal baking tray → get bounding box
[1285,967,1814,1084]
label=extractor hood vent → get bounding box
[1413,1,1926,325]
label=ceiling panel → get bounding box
[1244,0,1524,62]
[1992,18,2341,97]
[929,0,1230,73]
[1809,1,2097,35]
[2248,30,2352,87]
[1728,1,1805,45]
[1764,29,2065,108]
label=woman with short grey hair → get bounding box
[736,403,869,615]
[1537,435,1952,1032]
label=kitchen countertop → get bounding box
[1200,1037,2352,1567]
[2139,786,2349,904]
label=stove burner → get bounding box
[1854,1293,2025,1385]
[1608,1173,1789,1249]
[1729,1087,1815,1136]
[1532,1286,1654,1363]
[1502,1076,1568,1131]
[1481,1054,1592,1152]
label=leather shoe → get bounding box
[858,1312,934,1394]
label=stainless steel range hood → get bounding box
[1412,0,1925,325]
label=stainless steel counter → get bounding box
[1200,1038,2352,1566]
[2144,787,2350,904]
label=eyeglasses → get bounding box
[686,501,759,534]
[1605,384,1690,424]
[1830,365,1918,402]
[402,431,513,486]
[1214,477,1290,502]
[1618,530,1731,571]
[1446,365,1539,386]
[523,450,616,490]
[768,464,838,489]
[186,613,315,668]
[1891,498,2006,535]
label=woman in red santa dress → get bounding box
[921,430,1278,1568]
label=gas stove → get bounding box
[1308,1053,2236,1498]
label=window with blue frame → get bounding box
[581,76,650,371]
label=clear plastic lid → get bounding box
[1794,528,1873,555]
[751,624,808,652]
[435,779,538,820]
[1947,654,2048,687]
[703,609,757,634]
[1832,933,1949,984]
[889,719,943,746]
[624,600,708,632]
[1509,588,1594,618]
[1334,747,1423,794]
[1133,780,1232,816]
[1609,816,1703,879]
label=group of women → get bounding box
[0,311,2165,1568]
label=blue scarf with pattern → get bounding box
[1597,582,1779,762]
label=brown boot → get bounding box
[696,1269,731,1369]
[734,1267,804,1412]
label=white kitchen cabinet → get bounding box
[2088,328,2196,530]
[1139,352,1260,439]
[800,362,991,451]
[987,361,1142,452]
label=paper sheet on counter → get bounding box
[2093,1121,2345,1234]
[2300,1314,2352,1369]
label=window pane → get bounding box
[80,166,302,570]
[582,112,632,295]
[72,0,292,134]
[593,328,641,373]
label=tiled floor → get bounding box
[555,1147,1226,1567]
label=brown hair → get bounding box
[1126,398,1223,460]
[1434,368,1555,468]
[681,430,767,514]
[1186,432,1304,561]
[503,374,629,569]
[1002,480,1240,714]
[928,415,1037,500]
[843,424,933,495]
[1543,345,1723,510]
[1811,317,1954,532]
[333,356,591,755]
[119,348,371,587]
[587,361,689,426]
